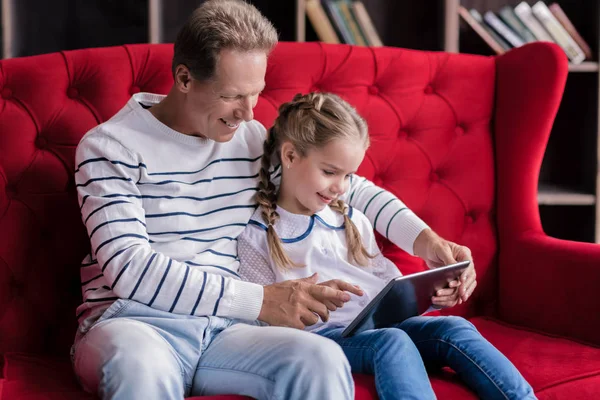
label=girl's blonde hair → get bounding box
[257,92,375,270]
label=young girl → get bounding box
[238,93,535,400]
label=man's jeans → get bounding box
[71,299,354,400]
[318,316,537,400]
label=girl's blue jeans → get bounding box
[318,315,537,400]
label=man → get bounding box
[72,1,477,399]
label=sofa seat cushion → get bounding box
[471,317,600,399]
[2,317,600,399]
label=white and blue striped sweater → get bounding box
[74,93,429,328]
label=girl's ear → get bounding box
[280,142,297,167]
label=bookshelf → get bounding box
[441,0,600,243]
[297,0,600,243]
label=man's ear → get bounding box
[280,142,297,167]
[174,65,192,93]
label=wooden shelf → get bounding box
[568,62,599,72]
[538,184,596,205]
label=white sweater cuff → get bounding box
[228,279,264,321]
[387,210,430,256]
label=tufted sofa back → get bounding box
[0,43,498,356]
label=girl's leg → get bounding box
[318,327,436,400]
[398,316,536,400]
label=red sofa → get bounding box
[1,41,599,399]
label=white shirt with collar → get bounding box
[238,204,403,332]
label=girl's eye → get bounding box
[345,174,351,179]
[323,170,335,176]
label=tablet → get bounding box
[341,260,471,337]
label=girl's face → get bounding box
[278,138,367,215]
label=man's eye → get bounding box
[345,174,351,179]
[323,170,334,176]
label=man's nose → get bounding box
[234,97,254,121]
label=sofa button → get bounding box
[424,85,434,94]
[6,185,16,198]
[369,85,379,95]
[1,87,12,99]
[466,213,476,224]
[430,172,440,182]
[67,87,79,98]
[455,125,465,136]
[398,129,408,139]
[35,136,48,149]
[130,85,141,94]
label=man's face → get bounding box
[183,49,267,142]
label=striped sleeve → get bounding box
[341,174,429,255]
[75,133,263,320]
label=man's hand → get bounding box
[413,229,477,308]
[258,273,355,329]
[318,279,363,311]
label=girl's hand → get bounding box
[414,229,478,305]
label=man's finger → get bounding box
[298,273,319,284]
[303,297,330,322]
[332,280,364,296]
[299,310,320,327]
[323,300,340,311]
[308,284,351,304]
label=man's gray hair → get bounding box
[172,0,278,81]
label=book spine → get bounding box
[351,1,383,46]
[532,1,585,64]
[469,9,512,51]
[337,0,367,46]
[514,2,555,42]
[459,7,506,55]
[549,3,592,60]
[498,6,537,43]
[483,11,525,48]
[306,0,341,44]
[322,0,355,44]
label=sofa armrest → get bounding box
[498,233,600,345]
[493,43,600,344]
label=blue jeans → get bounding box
[318,316,536,400]
[72,299,354,400]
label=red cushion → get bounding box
[471,317,600,399]
[4,317,600,399]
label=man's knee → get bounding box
[74,319,184,395]
[284,331,351,376]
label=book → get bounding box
[549,3,592,60]
[458,7,507,54]
[469,9,511,51]
[306,0,341,44]
[514,2,555,42]
[532,1,585,64]
[498,5,537,43]
[322,0,355,44]
[351,1,383,46]
[483,11,525,48]
[337,0,367,46]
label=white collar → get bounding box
[249,205,354,243]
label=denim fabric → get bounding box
[318,316,536,400]
[72,299,354,400]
